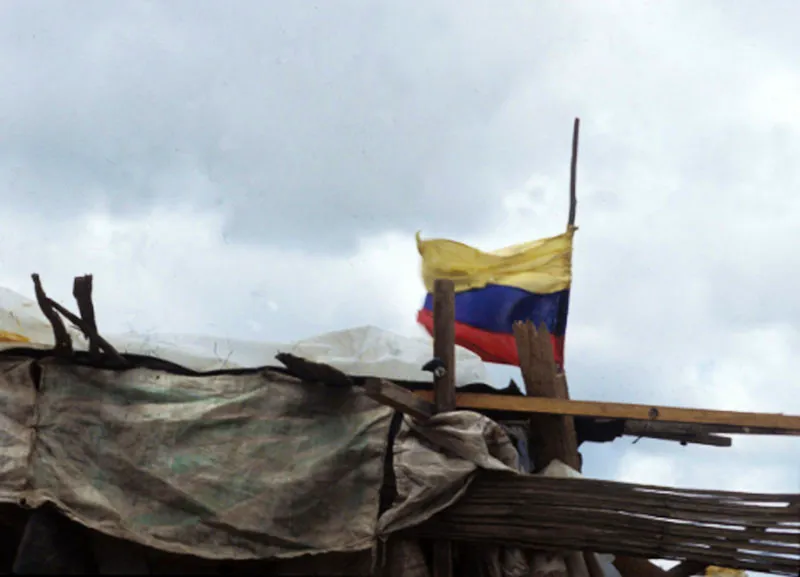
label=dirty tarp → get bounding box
[0,356,522,564]
[0,357,391,559]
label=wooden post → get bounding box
[514,321,591,577]
[432,278,456,577]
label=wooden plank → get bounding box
[517,322,599,576]
[361,379,727,446]
[363,378,435,421]
[514,322,581,473]
[431,278,455,577]
[412,391,800,434]
[514,322,588,576]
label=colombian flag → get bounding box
[416,227,575,368]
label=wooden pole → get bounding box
[432,279,457,413]
[431,278,456,577]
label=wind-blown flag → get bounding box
[416,227,575,368]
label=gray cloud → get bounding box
[0,0,580,252]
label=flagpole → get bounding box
[568,117,580,228]
[559,117,580,372]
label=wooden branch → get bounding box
[275,353,354,388]
[568,117,580,228]
[431,278,456,577]
[31,274,72,356]
[363,378,435,421]
[411,392,800,435]
[47,299,128,367]
[72,275,99,360]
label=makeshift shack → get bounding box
[1,277,798,576]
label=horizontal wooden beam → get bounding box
[624,422,732,447]
[631,432,732,447]
[413,391,800,435]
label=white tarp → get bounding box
[0,286,489,385]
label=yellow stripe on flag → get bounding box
[416,226,575,295]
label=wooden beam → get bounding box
[431,278,456,577]
[276,353,354,388]
[412,392,800,434]
[362,381,725,446]
[363,378,435,421]
[623,421,736,437]
[632,432,732,447]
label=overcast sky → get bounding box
[1,0,798,547]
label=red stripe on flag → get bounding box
[417,308,564,368]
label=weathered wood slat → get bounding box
[417,472,800,576]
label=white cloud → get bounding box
[0,204,424,343]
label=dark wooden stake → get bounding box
[72,275,100,360]
[432,278,456,577]
[31,274,72,356]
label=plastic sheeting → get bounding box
[0,286,489,385]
